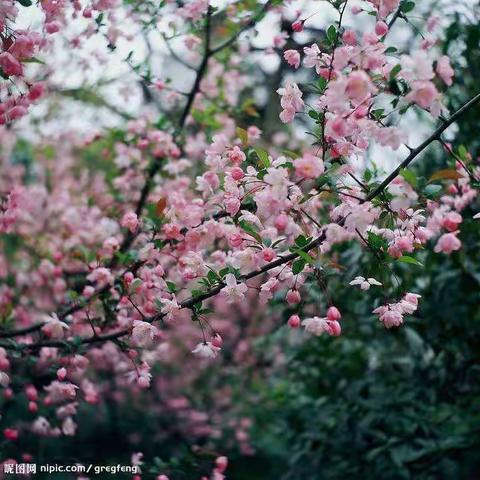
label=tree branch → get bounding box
[366,92,480,201]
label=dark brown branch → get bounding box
[365,92,480,201]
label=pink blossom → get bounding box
[221,274,247,303]
[228,146,246,165]
[284,49,300,69]
[211,334,223,348]
[192,342,220,359]
[436,56,454,86]
[132,321,158,347]
[327,320,342,336]
[7,106,28,120]
[343,30,357,45]
[294,153,324,179]
[327,306,341,321]
[292,20,304,32]
[261,248,275,262]
[288,315,301,328]
[381,309,404,328]
[216,456,228,474]
[286,289,301,305]
[163,223,184,241]
[434,232,461,254]
[277,82,304,123]
[230,167,244,181]
[87,268,114,287]
[44,381,78,404]
[121,211,139,233]
[28,83,45,101]
[301,316,330,336]
[375,21,389,36]
[274,213,288,231]
[349,276,382,290]
[346,71,374,101]
[160,296,180,322]
[0,372,10,388]
[224,195,241,216]
[45,21,61,34]
[0,52,23,76]
[406,81,439,109]
[41,314,70,339]
[442,211,462,232]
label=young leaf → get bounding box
[428,169,463,183]
[327,25,337,44]
[156,197,167,216]
[292,259,306,275]
[239,220,262,243]
[389,64,402,80]
[397,256,423,267]
[400,168,418,187]
[236,127,248,145]
[254,147,270,168]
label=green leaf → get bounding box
[458,145,469,160]
[397,256,423,267]
[400,0,416,13]
[254,147,270,168]
[281,149,300,159]
[389,64,402,80]
[317,76,327,92]
[400,168,417,187]
[166,281,177,293]
[367,231,388,250]
[16,0,33,6]
[295,235,309,248]
[327,25,337,44]
[292,259,306,275]
[236,127,248,145]
[295,249,316,266]
[239,220,262,243]
[23,57,45,64]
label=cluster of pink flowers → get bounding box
[0,0,131,124]
[373,293,421,328]
[0,0,46,124]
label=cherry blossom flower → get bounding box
[41,314,70,339]
[434,232,461,254]
[288,315,301,328]
[87,268,114,287]
[436,56,454,86]
[284,49,300,69]
[192,342,220,359]
[120,211,139,233]
[0,372,10,388]
[349,276,382,290]
[277,82,304,123]
[221,274,248,303]
[131,321,158,347]
[159,296,181,322]
[294,153,324,179]
[301,316,330,336]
